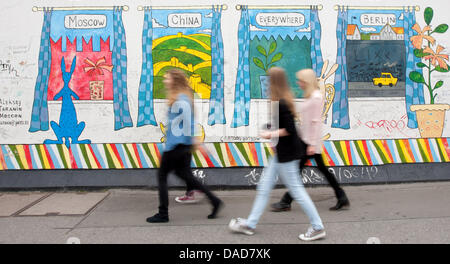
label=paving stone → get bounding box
[0,193,48,217]
[19,192,109,216]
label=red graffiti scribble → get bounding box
[364,115,408,134]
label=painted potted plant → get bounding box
[253,41,283,98]
[409,7,450,138]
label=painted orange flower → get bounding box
[423,45,449,70]
[410,23,436,49]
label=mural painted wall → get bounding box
[0,0,449,172]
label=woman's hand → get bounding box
[259,131,272,139]
[192,136,202,150]
[307,145,316,156]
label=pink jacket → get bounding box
[299,90,323,154]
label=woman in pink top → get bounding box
[272,69,350,211]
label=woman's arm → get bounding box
[260,128,288,139]
[306,95,323,154]
[261,101,295,139]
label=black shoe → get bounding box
[208,200,223,219]
[146,213,169,223]
[271,201,291,212]
[329,199,350,211]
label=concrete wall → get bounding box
[1,163,450,190]
[0,0,449,188]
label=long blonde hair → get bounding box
[296,68,320,98]
[165,69,194,106]
[268,67,297,117]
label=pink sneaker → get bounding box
[175,191,203,204]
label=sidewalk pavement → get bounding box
[1,182,450,244]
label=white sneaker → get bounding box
[228,218,255,235]
[299,226,326,241]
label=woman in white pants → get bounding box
[228,67,326,241]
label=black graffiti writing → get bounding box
[0,113,22,119]
[0,59,19,77]
[221,136,261,142]
[0,120,29,126]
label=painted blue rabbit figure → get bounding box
[44,56,91,149]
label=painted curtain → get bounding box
[111,7,133,130]
[310,6,324,76]
[137,6,225,126]
[137,7,157,127]
[231,6,250,128]
[29,8,52,132]
[29,6,132,132]
[403,9,425,128]
[332,8,349,129]
[208,5,226,125]
[232,6,323,127]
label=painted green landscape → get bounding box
[152,34,212,99]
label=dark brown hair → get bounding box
[268,67,297,117]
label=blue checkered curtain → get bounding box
[112,6,133,130]
[208,5,226,125]
[231,6,251,128]
[404,8,425,129]
[137,8,157,127]
[332,8,350,129]
[29,8,52,132]
[310,5,323,76]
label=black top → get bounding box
[274,99,306,163]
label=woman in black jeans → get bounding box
[146,69,223,223]
[271,69,350,212]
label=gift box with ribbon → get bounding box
[84,57,113,75]
[84,57,113,100]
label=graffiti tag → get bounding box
[302,166,379,184]
[364,114,408,135]
[221,136,261,142]
[244,169,261,185]
[192,169,207,184]
[328,166,379,182]
[0,59,19,77]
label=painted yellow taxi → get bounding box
[373,72,398,87]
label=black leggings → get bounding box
[157,145,220,216]
[281,154,344,204]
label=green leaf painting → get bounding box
[424,7,433,25]
[252,41,284,72]
[434,80,444,90]
[409,71,425,84]
[414,49,429,58]
[268,41,277,55]
[257,45,267,56]
[435,64,450,73]
[417,62,427,68]
[253,57,265,71]
[433,24,449,34]
[270,53,283,64]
